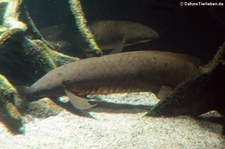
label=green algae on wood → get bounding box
[0,0,80,134]
[34,39,80,66]
[0,0,79,84]
[3,0,27,30]
[69,0,102,57]
[0,74,24,134]
[0,0,9,24]
[0,37,79,84]
[0,0,26,44]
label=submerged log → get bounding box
[69,0,102,57]
[0,74,24,134]
[147,42,225,133]
[0,0,78,133]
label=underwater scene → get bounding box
[0,0,225,148]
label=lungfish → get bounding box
[87,20,159,53]
[19,51,200,110]
[40,21,159,53]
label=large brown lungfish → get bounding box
[19,51,200,110]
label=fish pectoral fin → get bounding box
[157,86,174,99]
[65,90,95,110]
[110,38,126,54]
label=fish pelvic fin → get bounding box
[157,86,174,99]
[65,89,96,110]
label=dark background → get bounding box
[26,0,225,63]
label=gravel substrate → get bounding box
[0,92,224,148]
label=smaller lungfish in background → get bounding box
[17,51,200,112]
[76,20,159,53]
[40,20,159,54]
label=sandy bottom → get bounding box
[0,93,224,148]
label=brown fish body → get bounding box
[24,51,200,100]
[40,21,159,53]
[89,20,159,49]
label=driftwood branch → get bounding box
[69,0,102,57]
[0,0,78,133]
[147,42,225,117]
[0,74,24,134]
